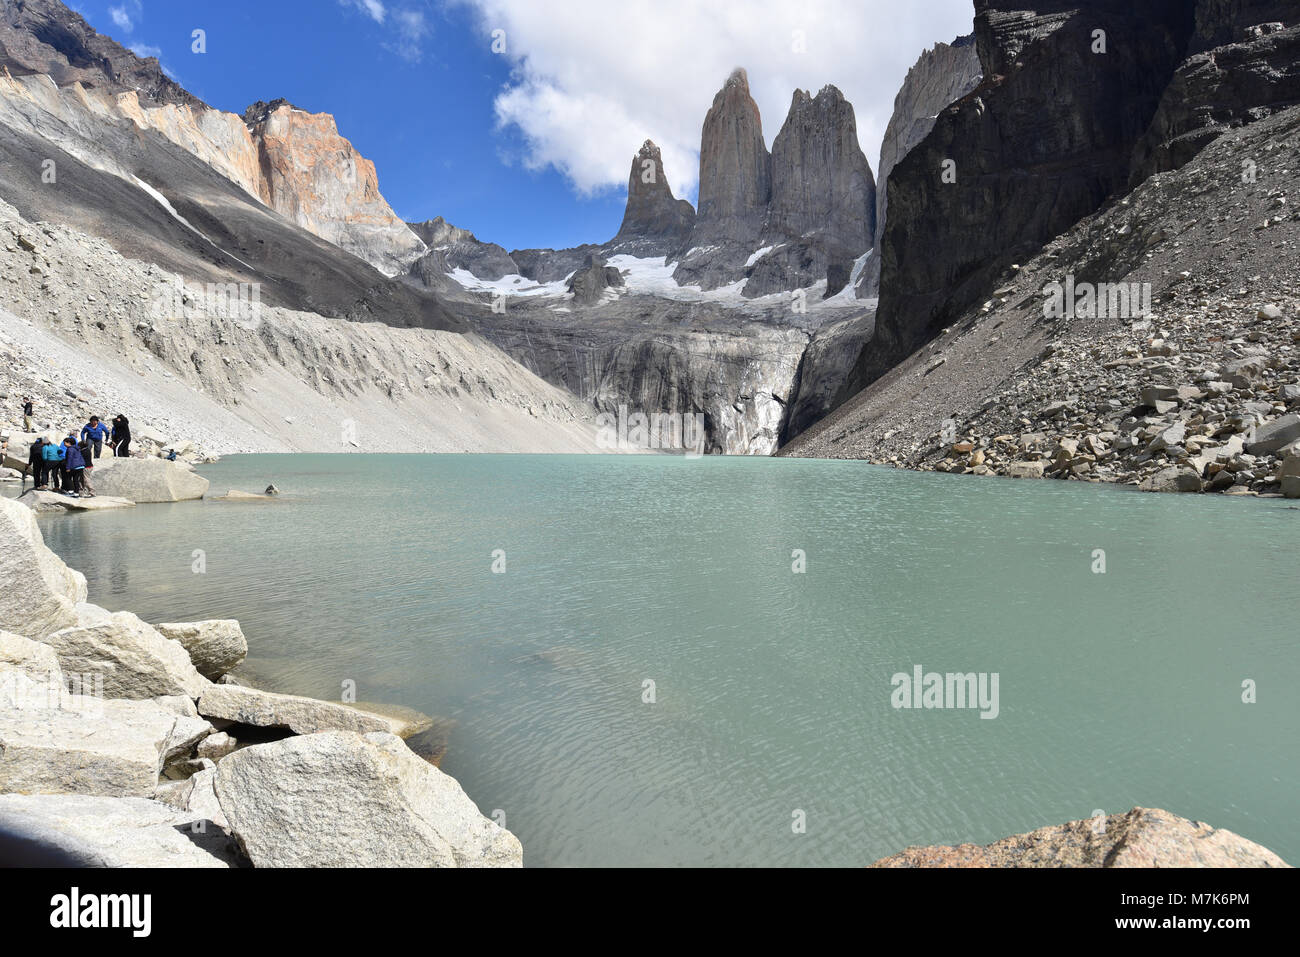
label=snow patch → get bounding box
[446,268,569,298]
[132,176,258,273]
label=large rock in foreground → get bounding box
[0,794,240,867]
[155,620,248,680]
[213,731,522,867]
[90,456,209,503]
[43,611,209,699]
[198,682,408,736]
[0,496,88,639]
[870,807,1290,868]
[16,489,136,513]
[0,671,212,797]
[0,629,61,681]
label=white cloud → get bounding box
[340,0,388,24]
[108,1,141,33]
[458,0,975,200]
[386,9,432,62]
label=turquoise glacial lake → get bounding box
[26,454,1300,866]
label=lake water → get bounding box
[25,454,1300,866]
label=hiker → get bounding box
[111,414,131,457]
[22,398,33,432]
[80,415,110,460]
[61,436,85,497]
[26,437,45,489]
[76,435,96,497]
[164,448,178,461]
[41,435,66,491]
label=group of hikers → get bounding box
[13,399,132,499]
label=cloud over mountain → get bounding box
[459,0,973,199]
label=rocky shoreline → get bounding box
[0,482,524,867]
[871,807,1288,868]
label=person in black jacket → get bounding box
[76,436,96,497]
[111,414,131,457]
[26,437,45,489]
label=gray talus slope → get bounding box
[781,103,1300,499]
[1,0,425,277]
[0,73,458,332]
[0,198,596,454]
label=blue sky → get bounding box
[66,0,976,252]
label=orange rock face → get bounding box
[0,74,423,277]
[244,102,425,276]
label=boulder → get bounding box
[16,489,137,513]
[154,764,227,828]
[154,620,248,680]
[43,611,209,699]
[0,794,240,867]
[1280,451,1300,499]
[1004,460,1045,479]
[90,456,209,502]
[870,807,1289,867]
[0,629,61,681]
[197,683,395,736]
[73,602,114,627]
[0,671,212,797]
[1143,420,1186,456]
[1139,466,1202,493]
[1245,414,1300,455]
[213,731,522,867]
[196,731,238,761]
[1220,356,1268,382]
[0,496,87,639]
[566,254,625,305]
[347,701,436,739]
[214,489,280,503]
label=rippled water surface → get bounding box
[28,454,1300,865]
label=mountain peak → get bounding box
[0,0,203,109]
[610,138,695,253]
[695,68,769,228]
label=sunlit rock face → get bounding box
[243,100,427,277]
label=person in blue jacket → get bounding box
[61,436,86,497]
[80,416,111,460]
[41,437,66,492]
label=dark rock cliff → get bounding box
[607,139,695,256]
[0,0,201,108]
[745,84,876,298]
[1132,1,1300,178]
[672,68,772,289]
[840,0,1197,402]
